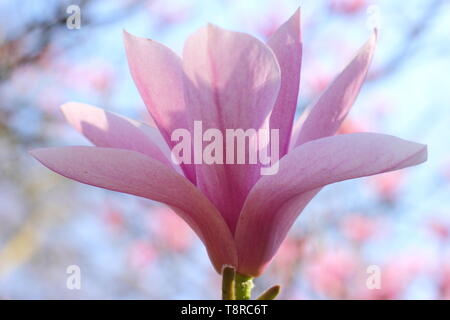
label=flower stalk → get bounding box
[221,265,236,300]
[221,266,281,300]
[234,272,254,300]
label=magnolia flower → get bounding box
[30,9,426,281]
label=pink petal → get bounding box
[30,146,237,272]
[60,102,182,175]
[183,24,281,232]
[235,133,427,276]
[292,31,377,147]
[267,8,302,157]
[123,31,196,183]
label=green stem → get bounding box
[235,272,254,300]
[221,265,236,300]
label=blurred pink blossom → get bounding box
[102,205,125,234]
[368,171,404,202]
[337,117,368,134]
[128,240,156,269]
[438,261,450,299]
[62,59,115,94]
[359,254,429,299]
[147,0,192,25]
[272,237,307,270]
[329,0,368,15]
[306,248,358,298]
[428,218,450,242]
[151,207,195,252]
[341,213,380,242]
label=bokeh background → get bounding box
[0,0,449,299]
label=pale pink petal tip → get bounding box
[123,28,196,183]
